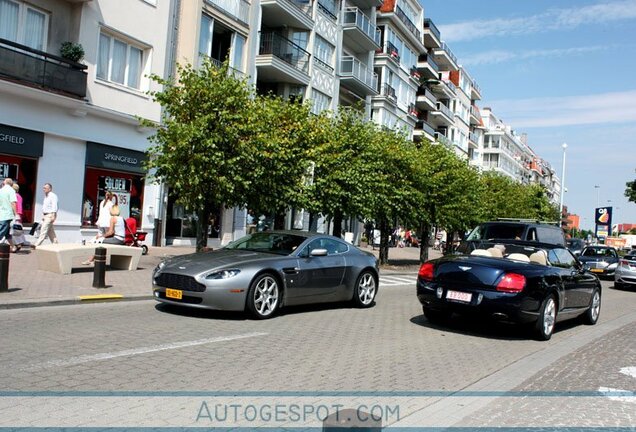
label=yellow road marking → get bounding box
[78,294,124,301]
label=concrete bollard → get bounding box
[92,246,106,288]
[0,243,8,293]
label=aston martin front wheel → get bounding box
[246,273,280,319]
[352,271,377,308]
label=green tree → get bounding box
[626,170,636,203]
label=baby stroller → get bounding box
[124,217,149,255]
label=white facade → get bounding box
[0,0,173,245]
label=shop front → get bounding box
[82,142,146,231]
[0,123,43,225]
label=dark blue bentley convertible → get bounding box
[417,240,601,340]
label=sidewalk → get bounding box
[0,243,438,309]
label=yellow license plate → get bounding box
[590,269,603,273]
[166,288,183,299]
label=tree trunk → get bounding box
[274,211,286,230]
[444,230,456,255]
[196,208,210,252]
[379,217,390,265]
[332,210,343,238]
[419,222,430,263]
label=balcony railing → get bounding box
[205,56,245,78]
[469,131,479,144]
[409,66,420,81]
[395,5,420,40]
[435,102,454,120]
[381,83,396,102]
[418,53,439,74]
[435,132,452,147]
[423,18,440,41]
[205,0,250,24]
[415,120,435,137]
[318,0,338,20]
[472,79,481,96]
[340,56,377,91]
[259,32,310,73]
[0,37,87,98]
[439,42,458,66]
[470,104,480,119]
[440,78,457,94]
[417,87,437,104]
[385,41,400,62]
[407,103,418,117]
[343,8,381,46]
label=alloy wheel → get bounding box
[253,276,279,317]
[357,272,376,306]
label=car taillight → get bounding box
[496,273,526,293]
[418,262,434,281]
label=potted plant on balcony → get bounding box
[60,41,85,63]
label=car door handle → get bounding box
[283,267,300,274]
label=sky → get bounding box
[421,0,636,231]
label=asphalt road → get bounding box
[1,278,634,428]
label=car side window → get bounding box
[527,228,537,241]
[547,250,560,266]
[322,239,348,255]
[553,248,577,268]
[299,239,322,257]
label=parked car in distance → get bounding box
[416,240,601,340]
[152,231,379,319]
[456,219,566,255]
[614,253,636,290]
[566,238,586,256]
[577,245,620,278]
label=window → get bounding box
[231,33,245,72]
[552,248,577,269]
[97,30,147,90]
[0,0,48,51]
[311,89,331,114]
[198,14,214,66]
[314,35,334,70]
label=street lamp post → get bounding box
[559,143,567,216]
[594,185,600,208]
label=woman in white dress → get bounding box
[96,191,115,233]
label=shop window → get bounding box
[0,154,37,224]
[165,191,221,239]
[82,167,144,228]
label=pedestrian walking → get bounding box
[0,178,18,245]
[34,182,58,247]
[10,182,25,252]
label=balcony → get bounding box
[470,104,481,125]
[0,38,87,98]
[205,0,250,25]
[428,77,456,99]
[379,83,397,104]
[409,66,421,84]
[429,102,454,125]
[261,0,314,30]
[471,79,482,100]
[340,56,378,96]
[256,32,310,85]
[416,53,439,79]
[317,0,338,20]
[378,3,424,52]
[469,131,479,146]
[433,42,458,71]
[407,103,418,118]
[435,131,452,148]
[346,0,382,9]
[376,41,401,64]
[413,120,436,142]
[423,18,441,48]
[415,87,437,111]
[342,8,381,52]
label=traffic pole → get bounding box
[0,243,9,293]
[92,246,106,288]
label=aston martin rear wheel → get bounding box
[534,294,557,341]
[246,273,280,319]
[582,288,601,325]
[352,271,377,308]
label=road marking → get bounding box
[620,367,636,379]
[598,366,636,404]
[380,275,417,286]
[78,294,124,301]
[26,332,267,370]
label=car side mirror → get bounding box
[310,248,328,257]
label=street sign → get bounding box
[595,207,613,240]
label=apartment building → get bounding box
[0,0,173,245]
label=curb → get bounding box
[0,294,154,310]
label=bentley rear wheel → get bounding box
[534,295,556,341]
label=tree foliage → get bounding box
[626,170,636,203]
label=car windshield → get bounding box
[224,232,307,255]
[567,239,584,248]
[582,247,615,257]
[466,224,525,241]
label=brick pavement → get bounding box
[0,242,436,309]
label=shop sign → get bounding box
[0,124,44,158]
[0,162,19,181]
[99,176,132,219]
[86,142,146,174]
